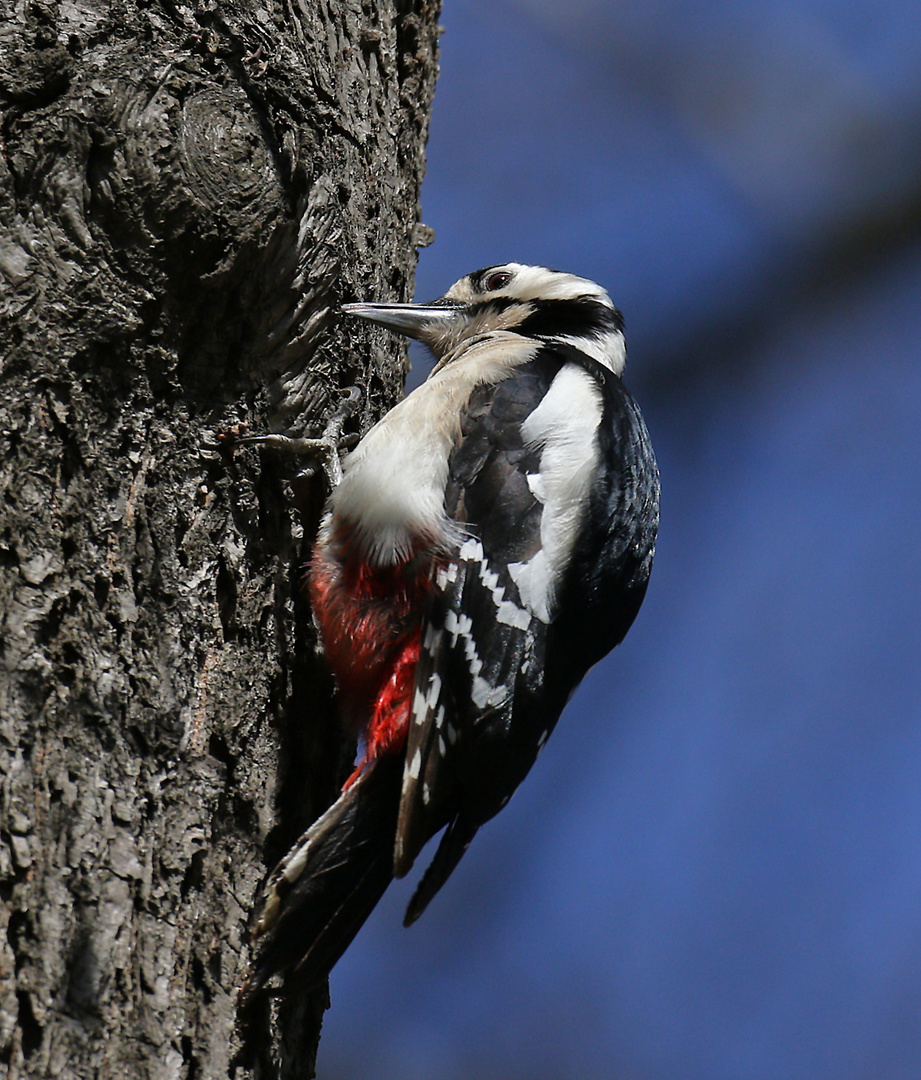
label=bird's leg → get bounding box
[234,386,361,489]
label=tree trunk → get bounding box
[0,1,439,1076]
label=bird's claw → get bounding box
[231,387,362,489]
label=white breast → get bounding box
[331,334,541,565]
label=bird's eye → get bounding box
[484,271,512,292]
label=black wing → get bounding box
[395,344,659,921]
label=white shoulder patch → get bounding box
[511,364,602,623]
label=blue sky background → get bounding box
[318,2,921,1076]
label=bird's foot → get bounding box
[226,386,361,489]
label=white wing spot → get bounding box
[444,610,484,679]
[480,564,500,592]
[472,676,509,710]
[424,673,442,709]
[471,554,532,630]
[408,749,422,780]
[435,562,459,589]
[438,735,446,757]
[440,550,530,713]
[496,600,532,631]
[459,537,485,561]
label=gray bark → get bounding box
[0,0,439,1076]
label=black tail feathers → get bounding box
[240,754,403,1004]
[403,814,478,927]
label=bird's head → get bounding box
[342,263,626,374]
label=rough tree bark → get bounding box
[0,0,440,1076]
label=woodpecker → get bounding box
[243,263,659,999]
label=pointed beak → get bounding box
[340,300,464,342]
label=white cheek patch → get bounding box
[511,365,602,624]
